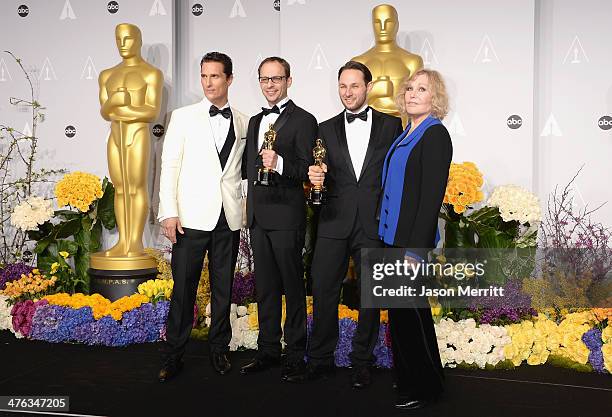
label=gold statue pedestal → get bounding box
[89,253,157,302]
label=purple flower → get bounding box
[582,328,606,374]
[373,323,393,368]
[231,271,256,305]
[334,318,357,367]
[11,299,46,337]
[0,262,34,290]
[468,279,536,326]
[27,301,170,347]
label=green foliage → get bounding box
[27,180,116,293]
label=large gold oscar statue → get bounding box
[90,23,162,282]
[352,4,424,119]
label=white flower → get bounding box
[0,295,13,331]
[435,318,512,369]
[205,303,211,317]
[237,305,248,317]
[487,185,541,224]
[243,330,258,350]
[10,196,54,231]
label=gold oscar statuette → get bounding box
[308,138,327,205]
[352,4,424,121]
[89,23,163,299]
[255,123,277,187]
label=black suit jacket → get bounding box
[316,108,403,240]
[243,100,317,230]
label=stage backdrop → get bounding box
[1,0,610,247]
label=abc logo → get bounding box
[192,3,204,16]
[107,1,119,13]
[273,0,281,11]
[506,115,523,129]
[598,116,612,130]
[64,125,77,138]
[152,124,165,137]
[18,5,29,17]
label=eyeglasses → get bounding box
[258,76,287,84]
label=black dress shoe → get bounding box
[240,356,280,375]
[158,359,183,383]
[394,397,429,410]
[351,366,371,389]
[305,364,335,381]
[210,352,231,375]
[283,360,307,383]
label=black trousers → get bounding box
[250,220,307,362]
[309,217,383,368]
[386,245,445,398]
[163,209,239,360]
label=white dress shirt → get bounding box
[257,96,289,175]
[344,104,372,179]
[207,98,232,152]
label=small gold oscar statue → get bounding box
[255,123,277,186]
[308,138,327,205]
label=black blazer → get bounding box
[380,123,453,248]
[317,108,403,240]
[243,100,317,230]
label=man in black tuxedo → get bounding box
[240,57,317,381]
[303,61,403,388]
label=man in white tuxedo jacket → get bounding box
[157,52,248,381]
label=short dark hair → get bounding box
[258,56,291,78]
[200,52,233,77]
[338,61,372,84]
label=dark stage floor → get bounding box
[0,330,610,417]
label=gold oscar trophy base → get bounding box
[90,251,157,270]
[89,252,158,301]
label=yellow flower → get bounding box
[444,162,484,215]
[59,251,70,259]
[54,171,103,212]
[50,262,60,274]
[602,343,612,373]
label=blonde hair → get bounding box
[394,69,449,120]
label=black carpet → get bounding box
[0,330,610,417]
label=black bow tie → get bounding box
[209,105,232,119]
[346,108,369,123]
[262,102,288,116]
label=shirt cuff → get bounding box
[275,155,284,175]
[241,179,249,198]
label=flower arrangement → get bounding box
[601,325,612,373]
[28,174,115,293]
[0,294,16,335]
[487,185,541,225]
[443,161,484,215]
[144,247,172,281]
[44,293,149,321]
[10,197,54,231]
[440,161,540,249]
[11,299,48,337]
[468,279,537,326]
[28,300,170,346]
[0,52,65,264]
[138,279,173,303]
[54,171,103,212]
[0,262,34,290]
[436,318,510,368]
[1,269,57,303]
